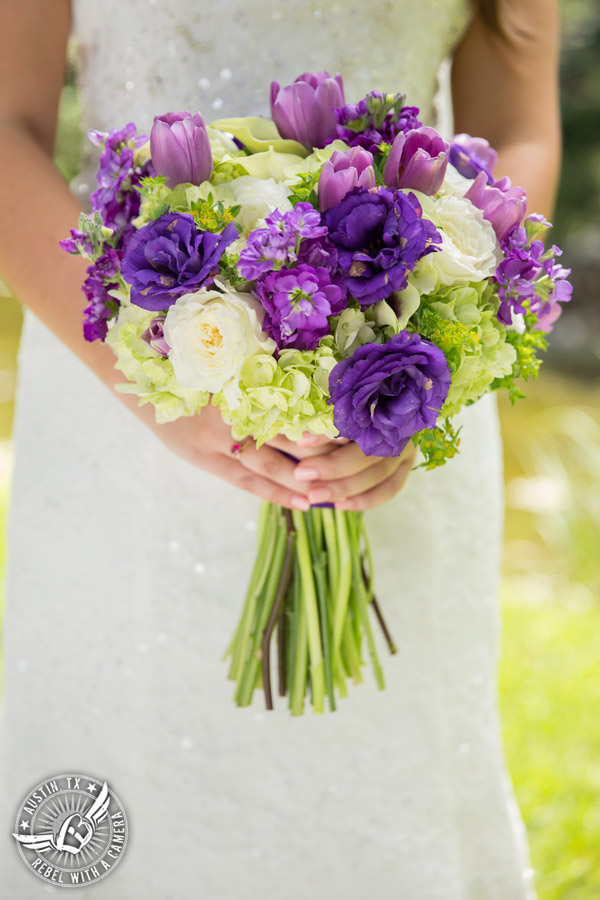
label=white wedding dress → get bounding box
[0,1,538,897]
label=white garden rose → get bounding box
[438,164,473,198]
[163,282,276,408]
[410,194,501,293]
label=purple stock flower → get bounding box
[270,71,345,149]
[238,228,294,280]
[465,170,527,240]
[383,127,450,195]
[141,316,170,357]
[81,249,122,342]
[494,219,572,329]
[449,133,498,184]
[531,252,573,331]
[324,186,441,307]
[334,92,422,154]
[59,228,93,256]
[238,202,328,279]
[255,264,347,350]
[318,147,376,211]
[121,212,237,311]
[150,111,213,188]
[328,331,451,457]
[533,300,563,332]
[89,123,152,234]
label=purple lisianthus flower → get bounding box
[238,202,328,280]
[384,127,450,195]
[329,331,451,457]
[318,147,376,211]
[324,186,441,306]
[150,111,212,187]
[334,91,422,154]
[465,170,527,240]
[81,249,123,342]
[255,263,347,350]
[121,212,237,311]
[141,316,170,357]
[449,133,498,184]
[296,234,339,272]
[270,71,345,149]
[89,122,152,235]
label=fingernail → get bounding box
[308,487,332,503]
[291,495,311,510]
[294,467,318,481]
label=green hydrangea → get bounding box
[327,299,400,358]
[415,281,517,417]
[212,345,339,445]
[105,304,209,423]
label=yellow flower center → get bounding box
[198,321,224,354]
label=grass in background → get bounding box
[497,375,600,899]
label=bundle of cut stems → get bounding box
[223,502,397,715]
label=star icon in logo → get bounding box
[20,820,30,831]
[86,783,98,794]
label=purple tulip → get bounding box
[465,170,527,240]
[318,147,376,211]
[449,133,498,183]
[150,111,212,187]
[141,316,170,357]
[270,71,345,149]
[383,127,450,195]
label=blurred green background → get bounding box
[1,3,600,897]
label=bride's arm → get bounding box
[0,0,315,511]
[451,0,561,219]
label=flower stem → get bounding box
[331,509,352,685]
[261,510,295,710]
[321,507,339,604]
[290,560,308,716]
[306,509,336,712]
[348,514,385,690]
[291,510,326,714]
[226,502,277,681]
[235,510,288,706]
[360,557,398,655]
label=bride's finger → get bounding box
[306,458,400,505]
[334,456,414,510]
[293,439,377,483]
[296,432,349,447]
[212,456,311,510]
[236,441,312,495]
[266,432,346,456]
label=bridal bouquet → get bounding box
[62,71,571,715]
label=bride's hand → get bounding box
[148,405,345,511]
[292,438,418,510]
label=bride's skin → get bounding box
[0,0,560,511]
